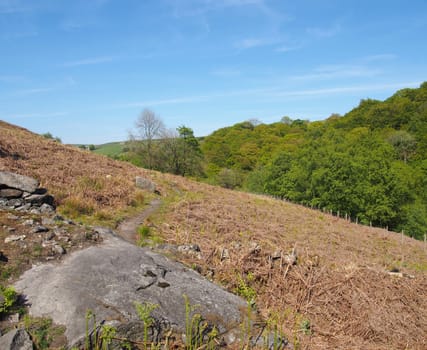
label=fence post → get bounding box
[424,233,426,253]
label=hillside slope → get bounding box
[201,83,427,239]
[1,120,427,349]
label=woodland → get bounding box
[119,83,427,239]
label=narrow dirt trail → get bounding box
[116,198,162,244]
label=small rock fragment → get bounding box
[31,226,49,234]
[44,231,56,241]
[40,203,55,214]
[8,313,20,323]
[283,247,297,265]
[23,219,34,226]
[41,217,55,226]
[0,188,23,198]
[248,242,261,254]
[220,247,230,261]
[5,235,26,243]
[53,244,66,255]
[7,198,24,208]
[270,250,282,260]
[16,203,31,211]
[6,214,19,220]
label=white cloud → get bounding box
[270,82,422,98]
[362,54,397,62]
[220,0,264,5]
[60,19,88,32]
[291,64,381,81]
[115,96,208,108]
[62,56,116,67]
[306,24,341,38]
[13,87,55,96]
[0,3,30,14]
[169,0,264,17]
[6,111,68,119]
[235,37,277,49]
[1,30,38,39]
[276,44,303,53]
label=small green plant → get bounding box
[120,341,132,350]
[134,301,158,349]
[23,316,65,350]
[183,294,218,350]
[239,301,254,349]
[99,324,116,350]
[0,285,17,315]
[41,132,61,143]
[137,225,163,247]
[85,309,95,350]
[264,313,288,350]
[234,273,257,306]
[31,318,52,349]
[300,319,311,335]
[84,309,117,350]
[0,266,13,281]
[138,225,151,241]
[33,244,43,257]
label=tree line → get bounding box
[123,109,203,177]
[123,82,427,239]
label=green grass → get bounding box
[93,142,126,157]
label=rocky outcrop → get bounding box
[0,172,39,193]
[0,329,33,350]
[14,230,248,347]
[0,171,55,213]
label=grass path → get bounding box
[116,198,162,244]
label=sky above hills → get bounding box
[1,0,426,144]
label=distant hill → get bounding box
[1,119,427,349]
[92,141,127,158]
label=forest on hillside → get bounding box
[116,83,427,239]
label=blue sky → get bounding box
[1,0,426,144]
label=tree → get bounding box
[387,130,417,163]
[280,116,292,125]
[157,128,182,174]
[130,109,165,169]
[177,126,203,176]
[216,168,243,189]
[247,118,262,126]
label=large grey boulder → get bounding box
[0,172,39,193]
[135,176,156,193]
[0,329,33,350]
[14,231,246,347]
